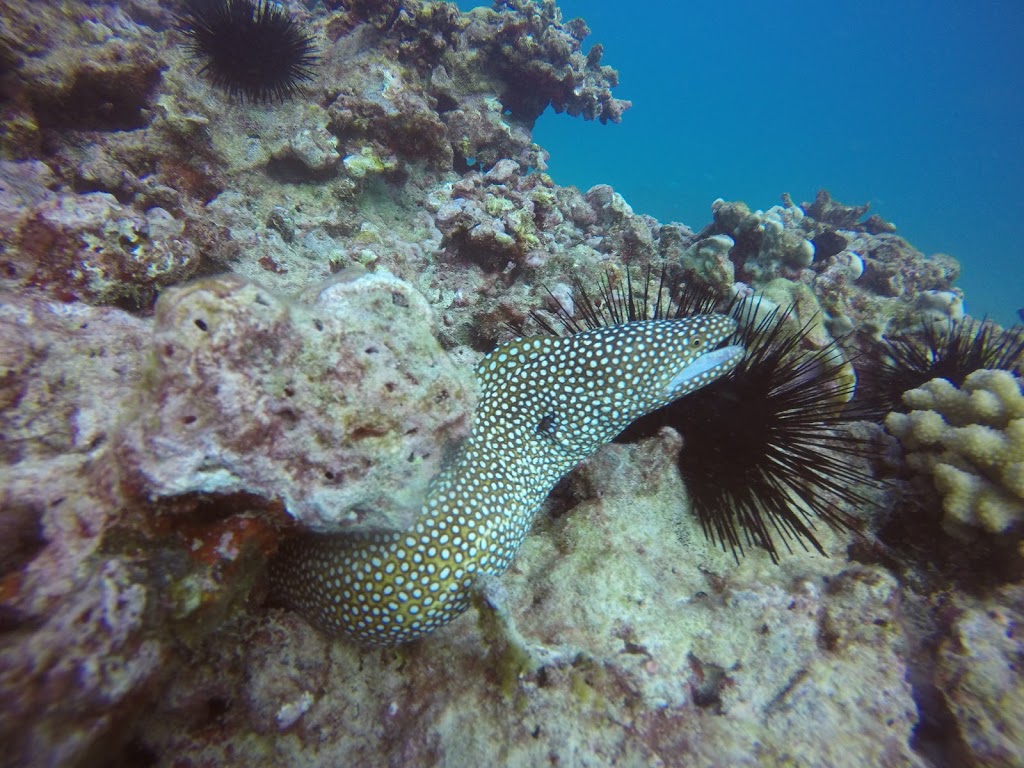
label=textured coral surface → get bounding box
[118,271,474,533]
[887,370,1024,536]
[0,0,1021,767]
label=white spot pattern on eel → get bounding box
[270,315,744,645]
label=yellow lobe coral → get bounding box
[908,410,948,446]
[887,369,1024,536]
[902,377,955,414]
[932,462,983,527]
[955,423,1009,468]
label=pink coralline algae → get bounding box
[0,160,203,307]
[118,270,474,533]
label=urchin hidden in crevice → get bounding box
[176,0,319,102]
[532,268,875,562]
[859,318,1024,421]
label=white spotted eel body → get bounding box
[270,315,744,645]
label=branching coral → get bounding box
[885,370,1024,537]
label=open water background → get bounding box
[460,0,1024,326]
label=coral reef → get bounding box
[0,0,627,312]
[698,193,962,345]
[885,369,1024,537]
[0,267,470,765]
[459,1,630,125]
[0,160,205,307]
[0,0,1019,765]
[128,436,925,767]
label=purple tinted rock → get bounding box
[117,271,474,532]
[0,292,169,767]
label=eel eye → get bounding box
[537,413,558,436]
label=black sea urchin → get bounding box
[861,318,1024,420]
[176,0,319,102]
[616,302,871,561]
[531,269,873,562]
[528,266,721,338]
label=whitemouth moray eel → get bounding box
[270,314,744,645]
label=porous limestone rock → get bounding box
[117,270,475,533]
[0,291,265,768]
[935,586,1024,767]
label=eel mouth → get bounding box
[666,343,745,394]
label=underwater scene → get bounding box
[0,1,1021,766]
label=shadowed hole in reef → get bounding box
[0,501,47,631]
[910,675,975,768]
[0,501,46,579]
[32,64,163,133]
[688,653,728,714]
[266,155,337,184]
[142,490,275,527]
[110,738,158,768]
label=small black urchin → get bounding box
[177,0,319,102]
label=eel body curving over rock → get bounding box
[270,315,744,645]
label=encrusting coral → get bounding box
[885,369,1024,537]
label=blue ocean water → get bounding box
[459,0,1024,326]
